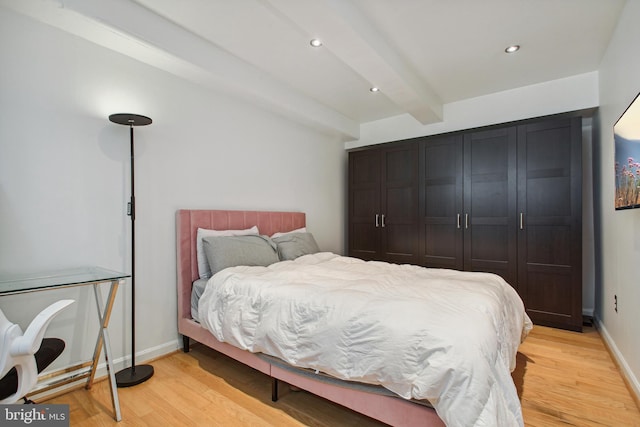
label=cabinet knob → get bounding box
[465,213,469,229]
[520,212,524,230]
[457,214,461,229]
[375,214,379,228]
[381,214,386,228]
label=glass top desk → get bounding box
[0,266,129,421]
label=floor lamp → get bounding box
[109,113,154,387]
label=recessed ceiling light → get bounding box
[310,38,323,47]
[370,87,380,93]
[505,45,520,54]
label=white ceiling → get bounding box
[1,0,627,140]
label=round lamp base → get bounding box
[115,364,154,388]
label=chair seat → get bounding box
[0,338,65,401]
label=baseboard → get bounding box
[116,339,182,369]
[594,316,640,409]
[32,338,181,401]
[582,307,594,317]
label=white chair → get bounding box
[0,299,74,404]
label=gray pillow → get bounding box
[202,235,279,276]
[273,232,320,261]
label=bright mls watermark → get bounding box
[1,405,69,426]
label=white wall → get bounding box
[594,0,640,399]
[346,71,599,150]
[0,8,346,373]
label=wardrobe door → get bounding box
[517,117,582,331]
[381,144,419,264]
[463,127,518,287]
[419,135,464,269]
[349,144,419,263]
[348,149,382,260]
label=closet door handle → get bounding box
[457,214,461,229]
[381,214,386,228]
[465,213,469,229]
[519,212,524,230]
[375,214,379,228]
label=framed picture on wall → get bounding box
[614,92,640,210]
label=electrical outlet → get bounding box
[614,294,618,313]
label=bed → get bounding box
[177,209,532,427]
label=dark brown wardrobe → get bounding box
[348,114,583,331]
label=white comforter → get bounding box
[199,253,533,427]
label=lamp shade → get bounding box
[109,113,152,127]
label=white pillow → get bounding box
[196,226,259,279]
[271,227,306,238]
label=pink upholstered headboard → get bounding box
[176,209,306,320]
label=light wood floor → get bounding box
[44,325,640,426]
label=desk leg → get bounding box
[88,280,122,422]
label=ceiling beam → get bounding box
[264,0,443,124]
[0,0,360,140]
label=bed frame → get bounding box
[176,209,444,427]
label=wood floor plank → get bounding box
[42,325,640,426]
